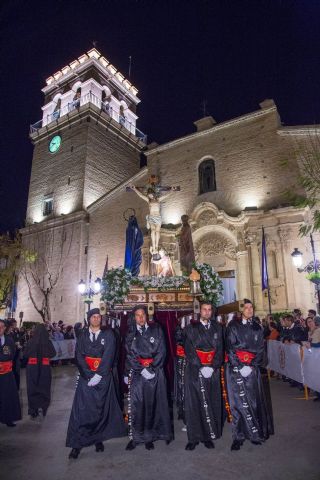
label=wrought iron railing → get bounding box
[30,91,147,143]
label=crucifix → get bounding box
[126,175,180,261]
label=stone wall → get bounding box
[84,122,141,208]
[17,213,88,325]
[27,124,88,224]
[146,106,303,223]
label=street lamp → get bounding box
[78,279,86,295]
[291,233,320,312]
[78,270,101,312]
[94,277,102,293]
[291,248,303,268]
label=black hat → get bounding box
[87,308,101,321]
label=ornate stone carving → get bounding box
[195,234,237,260]
[196,211,217,228]
[244,231,258,246]
[278,227,292,246]
[237,231,246,250]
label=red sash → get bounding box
[28,357,50,366]
[0,360,13,375]
[196,349,215,365]
[235,350,256,365]
[85,356,102,371]
[176,345,185,357]
[138,357,154,367]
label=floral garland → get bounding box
[192,262,223,306]
[101,268,188,304]
[101,263,223,305]
[101,267,133,304]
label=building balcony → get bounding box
[30,91,147,145]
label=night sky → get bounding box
[1,0,320,232]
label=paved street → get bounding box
[1,366,319,480]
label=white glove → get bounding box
[200,366,214,378]
[141,368,155,380]
[239,366,252,378]
[88,373,102,386]
[124,376,129,385]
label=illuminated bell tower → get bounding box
[26,48,146,224]
[18,48,147,325]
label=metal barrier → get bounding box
[267,340,320,399]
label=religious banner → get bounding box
[302,347,320,393]
[51,339,76,360]
[267,340,304,384]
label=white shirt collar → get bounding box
[89,328,100,341]
[200,319,210,328]
[242,317,252,325]
[137,324,148,331]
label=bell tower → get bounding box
[26,48,146,224]
[18,49,147,325]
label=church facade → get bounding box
[17,48,319,324]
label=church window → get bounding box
[198,159,216,194]
[43,197,53,216]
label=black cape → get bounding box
[0,336,21,424]
[125,323,172,444]
[174,325,186,421]
[24,325,56,416]
[184,321,223,442]
[225,318,274,443]
[66,328,126,448]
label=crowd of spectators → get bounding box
[1,319,76,380]
[261,308,320,401]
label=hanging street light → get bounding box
[291,234,320,313]
[291,247,303,269]
[94,277,102,293]
[78,270,101,312]
[78,279,86,294]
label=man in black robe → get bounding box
[225,299,274,451]
[184,301,223,450]
[0,319,21,427]
[66,308,126,459]
[24,324,56,418]
[125,305,172,450]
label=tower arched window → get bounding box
[101,89,111,115]
[199,159,216,194]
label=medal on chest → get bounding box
[3,345,11,355]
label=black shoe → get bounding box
[125,440,136,451]
[251,440,262,445]
[166,439,172,445]
[6,422,16,427]
[145,442,154,450]
[231,440,242,451]
[69,448,81,459]
[185,442,198,451]
[203,440,215,449]
[313,397,320,402]
[95,442,104,452]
